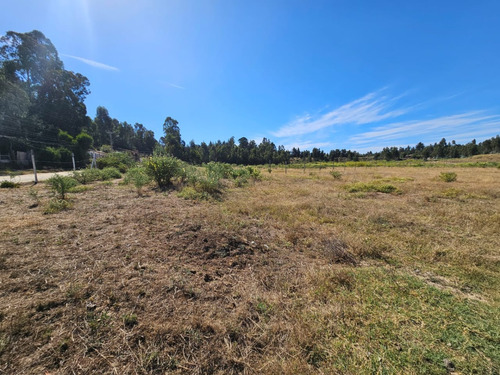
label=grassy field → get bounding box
[0,158,499,374]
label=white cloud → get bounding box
[349,112,500,146]
[272,90,411,138]
[167,83,185,89]
[282,140,333,150]
[62,54,119,71]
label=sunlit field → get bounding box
[1,159,499,374]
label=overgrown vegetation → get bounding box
[143,155,184,190]
[0,180,19,188]
[343,181,399,193]
[123,166,152,196]
[73,167,122,184]
[46,175,78,200]
[439,171,458,182]
[96,152,135,172]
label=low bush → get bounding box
[439,172,457,182]
[205,162,235,180]
[44,198,72,214]
[99,167,122,180]
[73,169,102,184]
[47,175,78,200]
[0,180,19,188]
[68,185,93,193]
[177,186,209,200]
[144,155,184,189]
[344,181,399,194]
[96,152,135,172]
[73,168,121,184]
[124,166,152,196]
[330,171,342,180]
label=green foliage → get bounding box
[330,171,342,180]
[439,172,457,182]
[0,180,19,188]
[46,175,78,200]
[245,166,261,179]
[67,185,93,193]
[99,167,122,180]
[74,132,93,150]
[124,166,152,196]
[344,181,399,194]
[72,167,121,184]
[162,117,184,159]
[144,155,184,189]
[43,198,71,214]
[58,129,73,145]
[100,144,113,153]
[177,186,209,200]
[73,168,102,184]
[96,152,135,172]
[205,162,235,180]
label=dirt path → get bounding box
[0,170,75,184]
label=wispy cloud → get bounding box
[272,90,411,138]
[282,140,333,150]
[62,54,119,71]
[167,82,185,90]
[349,112,500,146]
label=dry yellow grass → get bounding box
[0,162,499,374]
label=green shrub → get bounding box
[246,166,261,180]
[439,172,457,182]
[177,186,209,200]
[73,169,102,184]
[144,155,184,189]
[47,175,78,200]
[205,162,235,180]
[44,198,72,214]
[38,146,61,166]
[99,167,122,180]
[344,181,399,194]
[96,152,135,172]
[234,175,248,187]
[124,167,152,196]
[100,144,113,153]
[58,147,73,164]
[0,180,19,188]
[330,171,342,180]
[68,185,93,193]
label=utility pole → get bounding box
[30,150,38,184]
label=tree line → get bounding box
[160,116,500,165]
[0,30,157,167]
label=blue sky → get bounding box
[1,0,500,152]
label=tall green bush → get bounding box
[47,175,78,200]
[144,155,184,189]
[96,152,135,172]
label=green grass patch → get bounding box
[0,180,20,188]
[343,181,400,194]
[439,172,457,182]
[67,185,93,193]
[308,267,500,374]
[43,198,72,214]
